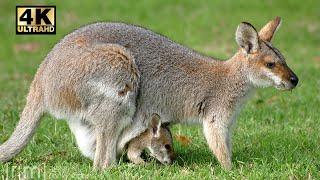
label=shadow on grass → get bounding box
[173,147,218,167]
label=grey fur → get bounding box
[0,17,298,169]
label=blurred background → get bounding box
[0,0,319,178]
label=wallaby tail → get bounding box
[0,76,45,162]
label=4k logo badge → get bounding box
[16,6,56,34]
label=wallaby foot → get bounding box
[127,149,146,165]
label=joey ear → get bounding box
[149,113,161,138]
[258,16,282,42]
[236,22,259,55]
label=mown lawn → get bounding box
[0,0,319,179]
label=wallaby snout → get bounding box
[289,73,299,87]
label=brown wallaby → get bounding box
[0,16,298,170]
[127,113,174,165]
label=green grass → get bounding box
[0,0,319,179]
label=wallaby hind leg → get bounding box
[94,127,116,169]
[203,119,231,169]
[93,117,129,169]
[87,100,133,169]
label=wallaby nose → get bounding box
[290,75,299,86]
[164,157,173,165]
[163,160,172,165]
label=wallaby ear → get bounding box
[236,22,259,55]
[149,113,161,138]
[258,16,282,42]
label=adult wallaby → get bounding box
[0,16,298,170]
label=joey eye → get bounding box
[266,62,275,68]
[165,144,171,150]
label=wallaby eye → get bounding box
[266,62,275,68]
[165,144,171,150]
